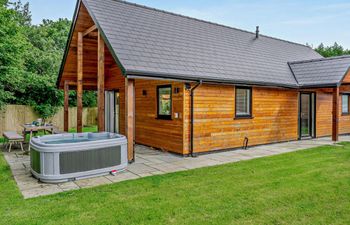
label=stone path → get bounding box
[3,136,349,199]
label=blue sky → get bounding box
[27,0,350,48]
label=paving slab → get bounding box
[74,176,112,188]
[22,185,63,199]
[105,171,140,183]
[58,182,80,191]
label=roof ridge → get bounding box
[110,0,314,49]
[289,55,350,64]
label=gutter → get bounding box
[189,80,202,157]
[126,72,298,89]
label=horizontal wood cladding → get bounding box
[59,3,115,89]
[105,63,125,135]
[341,70,350,83]
[315,90,332,137]
[184,85,299,154]
[316,86,350,137]
[134,80,184,154]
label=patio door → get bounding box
[299,93,316,138]
[105,91,119,133]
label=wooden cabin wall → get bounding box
[340,85,350,134]
[105,62,126,135]
[183,85,299,154]
[315,90,332,137]
[134,80,185,154]
[105,68,185,153]
[60,4,98,88]
[315,87,350,137]
[316,89,349,137]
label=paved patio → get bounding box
[3,136,349,199]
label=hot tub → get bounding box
[30,132,127,183]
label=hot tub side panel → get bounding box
[30,135,127,183]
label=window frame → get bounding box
[235,86,253,119]
[342,93,350,115]
[156,84,172,120]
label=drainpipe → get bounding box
[190,80,202,157]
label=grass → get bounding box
[1,143,350,224]
[68,125,98,133]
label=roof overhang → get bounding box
[56,0,126,89]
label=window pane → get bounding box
[342,95,349,114]
[236,88,251,116]
[158,87,171,116]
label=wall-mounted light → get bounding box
[185,83,191,90]
[174,87,180,94]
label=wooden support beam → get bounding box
[66,81,97,87]
[97,32,105,132]
[64,81,69,132]
[77,32,83,133]
[82,25,97,37]
[125,78,135,162]
[332,86,339,142]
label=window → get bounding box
[157,85,172,119]
[342,94,350,114]
[235,87,252,118]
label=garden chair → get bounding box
[3,131,25,153]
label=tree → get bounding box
[0,0,97,119]
[0,0,28,107]
[315,42,350,58]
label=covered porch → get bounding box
[57,7,136,162]
[289,57,350,142]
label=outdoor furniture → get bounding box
[21,124,55,151]
[3,131,24,153]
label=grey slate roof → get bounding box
[63,0,350,88]
[289,55,350,87]
[82,0,324,88]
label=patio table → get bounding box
[20,124,55,151]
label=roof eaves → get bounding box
[56,0,81,88]
[289,55,350,65]
[125,69,299,89]
[338,66,350,86]
[82,0,127,76]
[298,83,338,88]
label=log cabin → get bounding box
[57,0,350,162]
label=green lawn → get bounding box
[1,144,350,224]
[68,125,98,133]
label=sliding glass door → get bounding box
[299,93,315,138]
[105,91,119,133]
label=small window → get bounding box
[157,85,172,119]
[342,94,350,114]
[235,87,252,118]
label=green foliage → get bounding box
[0,0,28,107]
[315,42,350,58]
[69,91,97,108]
[0,1,96,118]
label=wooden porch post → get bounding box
[64,81,69,132]
[332,86,339,142]
[77,32,83,133]
[97,32,105,132]
[125,78,135,162]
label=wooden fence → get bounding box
[0,105,97,136]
